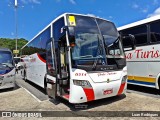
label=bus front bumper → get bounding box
[69,80,127,103]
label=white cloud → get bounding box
[108,16,113,19]
[69,0,76,5]
[11,32,14,36]
[132,3,139,9]
[30,0,41,4]
[147,7,160,17]
[55,0,76,4]
[142,8,148,13]
[21,0,27,4]
[20,0,41,4]
[132,3,149,14]
[153,0,158,5]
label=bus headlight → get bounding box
[73,80,92,88]
[122,75,127,83]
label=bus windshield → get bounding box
[70,15,125,67]
[97,19,125,58]
[0,51,14,68]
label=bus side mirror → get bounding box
[62,26,75,47]
[68,26,75,47]
[122,34,136,51]
[129,34,136,50]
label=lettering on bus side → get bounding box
[30,57,36,62]
[125,47,160,59]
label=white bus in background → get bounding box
[0,48,15,89]
[118,15,160,92]
[21,13,135,103]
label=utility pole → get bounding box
[14,0,18,57]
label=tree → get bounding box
[0,38,28,56]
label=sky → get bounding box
[0,0,160,41]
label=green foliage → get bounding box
[0,38,28,56]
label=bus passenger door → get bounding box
[46,41,57,99]
[56,35,70,99]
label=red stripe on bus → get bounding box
[83,88,95,101]
[117,82,126,95]
[37,53,46,63]
[63,94,70,99]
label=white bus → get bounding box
[21,13,135,103]
[0,48,15,89]
[118,15,160,92]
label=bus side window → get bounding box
[150,20,160,43]
[121,25,147,46]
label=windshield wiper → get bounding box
[103,36,120,68]
[0,63,13,69]
[74,55,93,59]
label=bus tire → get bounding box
[44,77,47,95]
[23,71,27,82]
[158,78,160,94]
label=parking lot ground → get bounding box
[0,73,160,120]
[0,87,160,120]
[16,74,48,102]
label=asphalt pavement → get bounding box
[0,72,160,120]
[16,73,48,102]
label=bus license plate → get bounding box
[103,89,113,95]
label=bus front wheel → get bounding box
[158,79,160,94]
[23,71,27,82]
[44,78,47,95]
